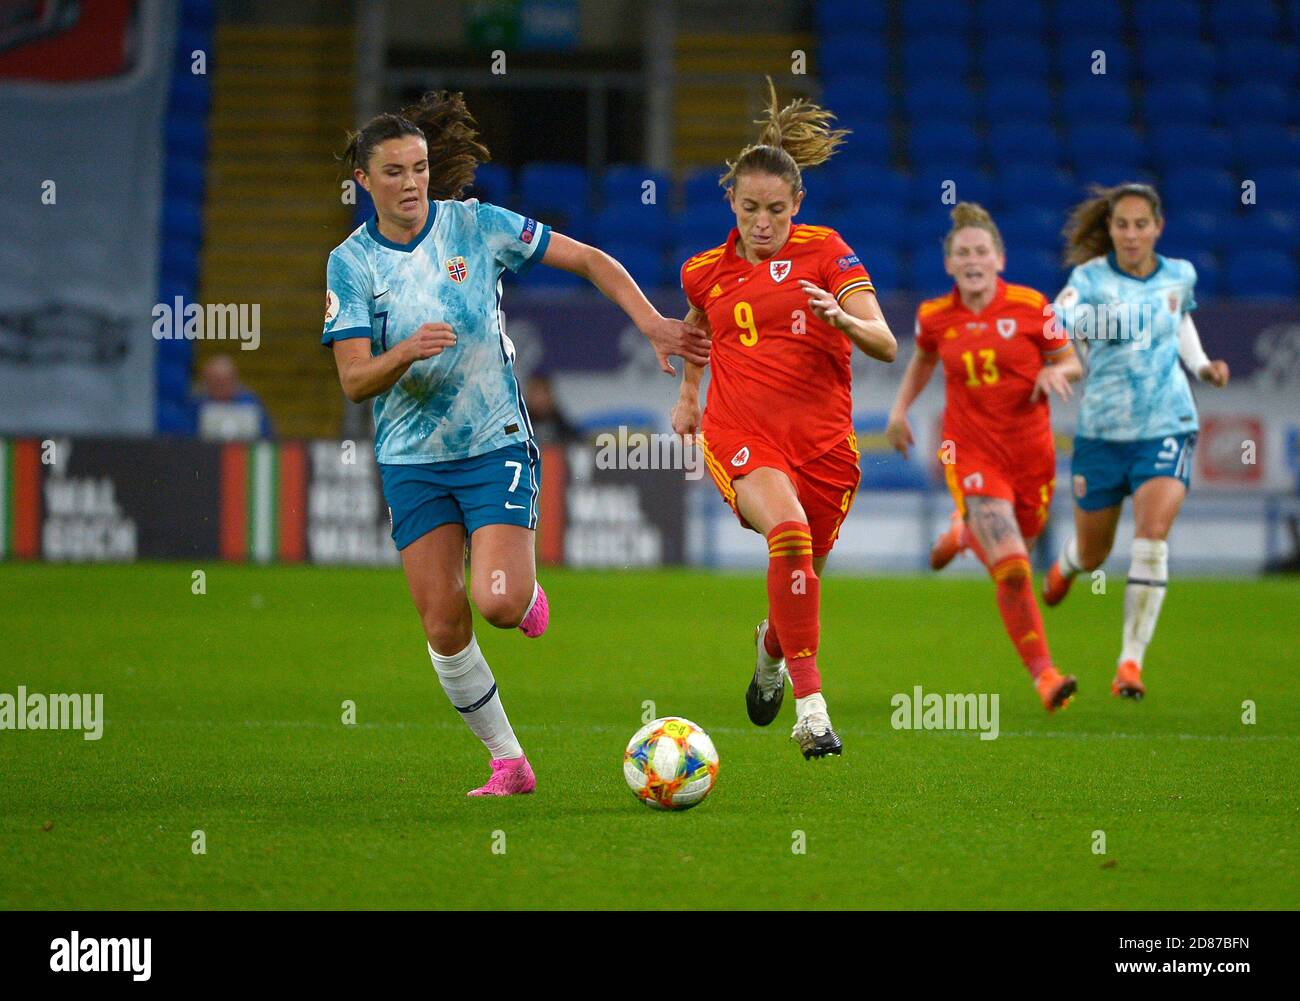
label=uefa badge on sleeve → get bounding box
[446,256,468,283]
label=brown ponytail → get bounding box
[719,76,849,193]
[1063,182,1163,266]
[340,90,491,201]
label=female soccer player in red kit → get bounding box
[672,80,897,759]
[886,203,1083,712]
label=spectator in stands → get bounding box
[194,355,273,440]
[524,372,578,444]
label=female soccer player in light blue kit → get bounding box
[1043,183,1230,700]
[323,91,710,795]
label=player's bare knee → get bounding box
[421,608,472,654]
[476,591,529,630]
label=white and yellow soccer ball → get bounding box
[623,716,719,810]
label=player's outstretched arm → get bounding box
[540,232,711,375]
[885,347,938,458]
[797,281,897,362]
[331,323,456,403]
[670,308,712,440]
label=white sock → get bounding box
[1059,535,1083,577]
[428,634,523,760]
[1120,538,1169,669]
[795,692,827,719]
[521,582,540,619]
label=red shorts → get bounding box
[699,428,862,557]
[941,445,1056,541]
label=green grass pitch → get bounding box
[1,563,1296,910]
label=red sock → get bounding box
[991,555,1053,679]
[962,523,989,567]
[763,618,783,659]
[766,521,821,697]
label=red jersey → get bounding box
[915,279,1071,461]
[681,224,874,461]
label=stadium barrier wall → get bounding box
[1,437,1295,575]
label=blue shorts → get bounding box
[1070,433,1196,511]
[379,440,541,550]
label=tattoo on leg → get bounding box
[967,496,1019,548]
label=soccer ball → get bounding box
[623,716,719,810]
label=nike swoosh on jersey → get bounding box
[505,502,526,510]
[373,289,389,299]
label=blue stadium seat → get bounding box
[908,120,981,163]
[995,165,1078,211]
[601,241,671,290]
[602,164,671,210]
[1186,251,1221,298]
[906,244,954,294]
[681,166,726,205]
[996,207,1061,253]
[518,162,590,220]
[818,36,889,78]
[909,166,994,210]
[1218,84,1291,127]
[1148,125,1231,172]
[1056,2,1122,33]
[1064,124,1144,169]
[1160,168,1238,212]
[1008,248,1066,296]
[903,80,976,119]
[1169,211,1223,255]
[1252,168,1300,210]
[673,202,735,251]
[835,121,894,165]
[851,244,900,292]
[469,162,512,205]
[165,116,208,159]
[1232,124,1300,170]
[1057,38,1133,83]
[814,0,886,33]
[1209,3,1279,38]
[1140,39,1216,82]
[1060,82,1134,125]
[816,163,909,208]
[591,203,672,250]
[1142,82,1214,126]
[975,0,1044,35]
[169,72,209,116]
[981,80,1053,121]
[901,0,973,34]
[1223,250,1296,297]
[1219,40,1298,84]
[903,37,972,80]
[1087,164,1155,190]
[1132,0,1203,37]
[1222,211,1298,253]
[834,204,905,249]
[987,121,1057,164]
[162,200,203,242]
[821,78,892,120]
[976,36,1050,80]
[165,157,205,202]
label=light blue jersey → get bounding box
[1054,253,1199,442]
[321,199,551,464]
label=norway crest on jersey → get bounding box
[445,256,469,283]
[997,318,1016,339]
[769,260,792,283]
